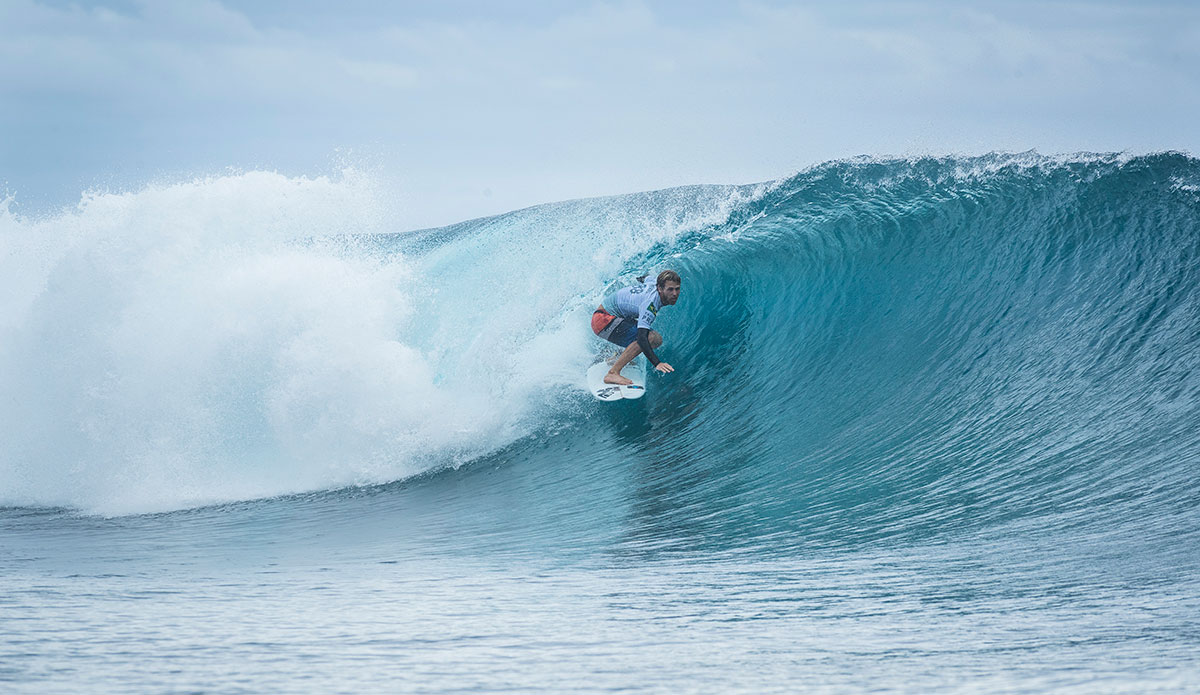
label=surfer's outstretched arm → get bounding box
[638,328,673,375]
[635,329,666,370]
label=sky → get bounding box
[2,0,1198,230]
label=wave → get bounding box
[2,153,1198,546]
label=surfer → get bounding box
[591,270,681,385]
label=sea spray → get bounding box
[0,170,766,514]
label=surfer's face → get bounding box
[659,280,681,305]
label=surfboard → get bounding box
[587,357,647,401]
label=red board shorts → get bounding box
[592,309,638,347]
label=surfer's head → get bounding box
[657,270,681,305]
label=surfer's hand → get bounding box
[655,362,674,374]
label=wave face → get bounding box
[626,152,1200,554]
[2,152,1199,551]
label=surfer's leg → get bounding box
[605,331,662,384]
[605,341,641,384]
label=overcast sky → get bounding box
[2,0,1198,229]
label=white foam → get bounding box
[0,170,758,515]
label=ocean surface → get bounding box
[2,153,1199,693]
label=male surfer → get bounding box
[591,270,681,385]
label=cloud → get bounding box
[2,0,1198,228]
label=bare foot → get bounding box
[604,371,632,385]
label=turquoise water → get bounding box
[2,153,1200,692]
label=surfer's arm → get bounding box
[637,328,662,367]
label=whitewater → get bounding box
[2,153,1199,693]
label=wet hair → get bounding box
[657,269,681,288]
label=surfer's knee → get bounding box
[649,331,663,348]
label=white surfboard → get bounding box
[587,357,647,401]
